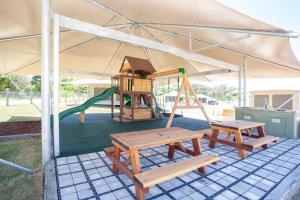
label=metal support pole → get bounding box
[5,88,9,106]
[243,57,247,107]
[0,159,33,175]
[136,26,152,63]
[137,23,299,38]
[238,68,241,107]
[189,32,192,51]
[53,14,60,157]
[41,0,52,165]
[30,91,33,104]
[59,15,239,71]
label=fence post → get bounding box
[30,91,33,104]
[5,88,9,106]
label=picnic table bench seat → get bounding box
[104,146,220,200]
[134,153,219,199]
[106,127,219,200]
[243,135,279,149]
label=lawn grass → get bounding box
[0,137,43,200]
[0,104,41,122]
[0,103,114,122]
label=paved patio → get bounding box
[55,136,300,200]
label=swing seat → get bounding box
[162,113,183,118]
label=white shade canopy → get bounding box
[0,0,299,78]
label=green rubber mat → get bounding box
[59,113,210,156]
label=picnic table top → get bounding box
[111,127,203,150]
[211,120,265,130]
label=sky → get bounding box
[213,0,300,91]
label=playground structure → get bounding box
[111,56,211,124]
[111,56,160,122]
[58,56,160,123]
[58,56,211,125]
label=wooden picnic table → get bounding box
[106,127,219,200]
[205,120,278,158]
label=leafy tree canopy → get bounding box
[0,75,15,91]
[0,75,88,96]
[155,82,237,102]
[31,76,41,92]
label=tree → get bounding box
[193,83,238,102]
[0,74,37,92]
[31,75,41,92]
[0,75,14,91]
[60,78,75,98]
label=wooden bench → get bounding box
[200,129,233,141]
[244,135,279,149]
[134,152,220,200]
[197,128,212,136]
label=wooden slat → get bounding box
[112,127,182,137]
[135,153,219,188]
[147,68,181,79]
[113,130,201,150]
[244,135,279,148]
[205,134,253,151]
[123,91,152,95]
[79,112,85,124]
[106,151,135,182]
[211,125,237,133]
[44,160,58,200]
[185,79,211,124]
[174,142,196,156]
[166,77,187,128]
[111,127,202,150]
[211,120,265,130]
[104,146,115,156]
[233,130,246,158]
[241,132,260,138]
[196,129,212,135]
[112,140,129,153]
[112,147,122,173]
[198,129,230,137]
[184,83,190,107]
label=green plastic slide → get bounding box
[124,94,131,106]
[59,86,119,120]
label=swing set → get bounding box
[146,67,212,127]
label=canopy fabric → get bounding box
[0,0,299,79]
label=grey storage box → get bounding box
[235,107,300,138]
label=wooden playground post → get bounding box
[111,93,114,118]
[165,77,186,128]
[186,79,211,124]
[79,112,85,124]
[166,74,211,128]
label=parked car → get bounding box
[208,100,218,105]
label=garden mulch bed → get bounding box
[0,121,41,136]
